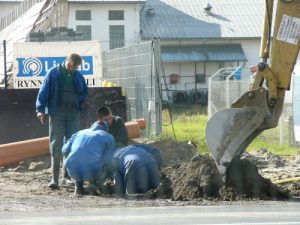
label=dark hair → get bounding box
[67,53,82,67]
[97,106,112,118]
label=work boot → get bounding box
[48,156,60,189]
[86,181,101,196]
[74,181,84,195]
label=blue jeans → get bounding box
[115,161,160,195]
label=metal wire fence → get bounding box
[102,40,162,136]
[208,66,295,146]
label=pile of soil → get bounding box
[0,139,297,205]
[149,154,290,201]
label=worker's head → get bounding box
[97,106,113,126]
[65,53,82,73]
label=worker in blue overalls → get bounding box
[62,121,115,195]
[112,144,163,195]
[36,53,88,189]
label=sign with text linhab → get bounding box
[13,41,102,89]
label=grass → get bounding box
[160,105,299,156]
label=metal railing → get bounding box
[0,0,44,31]
[102,40,162,136]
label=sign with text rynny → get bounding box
[13,41,102,89]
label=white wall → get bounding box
[239,39,261,66]
[68,3,141,51]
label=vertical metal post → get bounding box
[3,40,8,89]
[194,63,197,91]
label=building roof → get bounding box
[161,44,247,62]
[0,0,145,2]
[141,0,265,40]
[0,0,23,2]
[0,0,46,86]
[68,0,146,2]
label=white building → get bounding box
[140,0,265,102]
[68,0,145,51]
[0,0,266,101]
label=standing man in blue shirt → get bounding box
[36,53,88,189]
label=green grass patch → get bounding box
[160,105,299,156]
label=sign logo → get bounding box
[23,57,43,76]
[16,56,94,77]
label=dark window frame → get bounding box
[109,10,124,20]
[109,25,125,49]
[75,10,91,21]
[195,73,206,83]
[76,25,92,40]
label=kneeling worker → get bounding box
[93,106,128,147]
[112,144,163,195]
[62,121,115,195]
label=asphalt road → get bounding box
[1,202,300,225]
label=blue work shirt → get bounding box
[113,144,162,175]
[36,64,88,115]
[62,124,115,181]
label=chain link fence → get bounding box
[208,66,295,146]
[102,40,162,136]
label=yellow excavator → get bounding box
[206,0,300,182]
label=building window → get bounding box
[195,74,205,83]
[109,25,125,49]
[109,10,124,20]
[76,25,92,40]
[76,10,91,20]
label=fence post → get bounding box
[3,40,8,89]
[153,39,162,136]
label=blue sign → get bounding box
[16,56,94,77]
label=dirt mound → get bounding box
[0,142,294,202]
[149,154,290,201]
[226,158,290,200]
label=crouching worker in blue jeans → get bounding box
[112,144,163,196]
[62,121,115,195]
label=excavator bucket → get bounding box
[206,107,266,182]
[205,87,284,182]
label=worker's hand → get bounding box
[37,112,45,125]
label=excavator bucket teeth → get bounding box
[205,107,265,182]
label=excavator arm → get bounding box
[206,0,300,182]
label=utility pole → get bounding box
[3,40,7,89]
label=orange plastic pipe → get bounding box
[125,121,141,139]
[0,119,146,167]
[134,118,146,130]
[0,137,49,167]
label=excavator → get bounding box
[206,0,300,182]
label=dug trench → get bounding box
[0,140,299,211]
